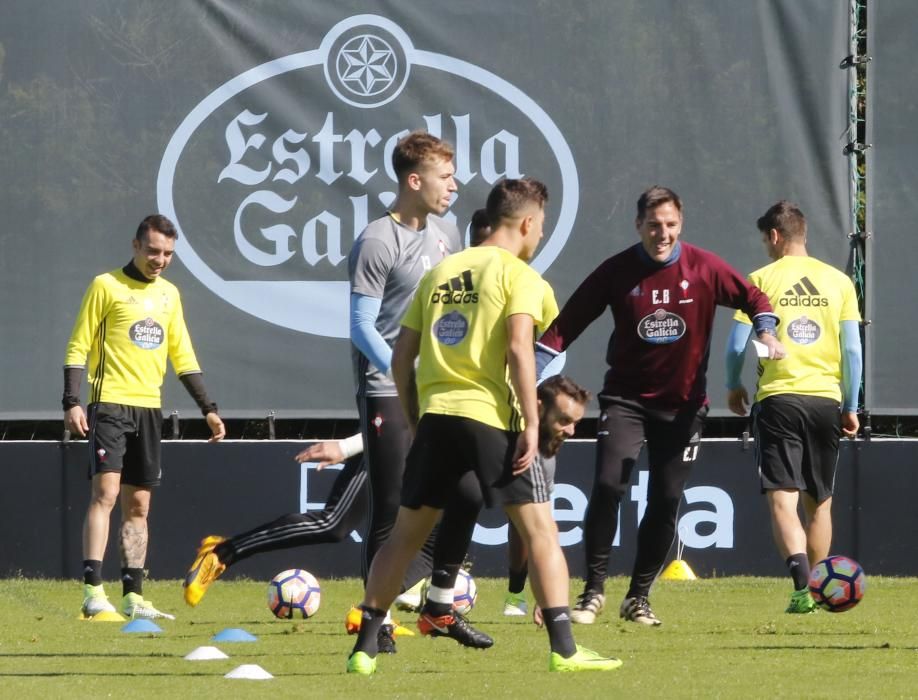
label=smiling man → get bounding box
[536,186,784,626]
[64,214,224,621]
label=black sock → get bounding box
[786,553,810,591]
[82,560,103,586]
[121,567,144,596]
[353,606,387,657]
[508,566,528,595]
[542,606,577,657]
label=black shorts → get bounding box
[752,394,841,503]
[501,454,554,505]
[401,413,517,510]
[87,402,163,487]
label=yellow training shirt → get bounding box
[401,246,558,431]
[734,256,860,402]
[64,267,201,408]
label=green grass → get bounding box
[0,576,916,699]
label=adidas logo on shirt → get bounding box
[431,269,479,304]
[779,276,828,307]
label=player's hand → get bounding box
[206,412,226,442]
[295,441,346,469]
[727,387,749,416]
[512,425,538,475]
[756,333,786,360]
[64,405,88,438]
[841,410,859,438]
[533,605,543,628]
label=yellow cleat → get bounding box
[183,535,227,606]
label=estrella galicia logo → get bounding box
[637,308,686,344]
[130,318,165,350]
[157,14,578,338]
[787,316,821,345]
[434,310,469,346]
[431,269,478,304]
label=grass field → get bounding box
[1,575,916,699]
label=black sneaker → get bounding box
[571,590,605,624]
[619,596,662,626]
[417,611,494,649]
[377,623,397,653]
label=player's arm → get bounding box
[710,255,785,359]
[507,313,539,475]
[724,320,753,416]
[168,293,225,442]
[349,293,392,374]
[62,278,109,437]
[294,433,363,469]
[840,320,863,437]
[391,326,422,431]
[537,259,615,359]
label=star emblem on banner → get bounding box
[338,35,397,96]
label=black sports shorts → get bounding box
[87,402,163,487]
[752,394,841,503]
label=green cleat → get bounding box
[346,651,377,675]
[503,591,528,616]
[549,645,623,672]
[785,588,818,614]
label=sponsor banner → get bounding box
[4,439,916,578]
[0,1,849,418]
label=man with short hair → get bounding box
[537,186,785,626]
[725,200,861,613]
[347,130,463,650]
[64,214,224,620]
[347,177,622,675]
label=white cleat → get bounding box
[81,584,117,617]
[123,593,176,620]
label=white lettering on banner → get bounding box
[468,472,734,549]
[296,465,734,550]
[157,14,579,338]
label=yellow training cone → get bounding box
[660,559,697,581]
[79,610,126,622]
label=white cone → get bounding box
[224,664,273,680]
[184,645,229,660]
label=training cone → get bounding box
[224,664,273,680]
[184,645,229,660]
[660,559,697,581]
[121,619,163,633]
[212,627,258,642]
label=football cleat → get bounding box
[183,535,227,606]
[619,595,662,626]
[394,579,426,612]
[549,645,623,672]
[377,623,397,654]
[502,591,528,616]
[571,590,605,624]
[417,611,494,649]
[122,593,176,620]
[785,588,818,614]
[81,584,117,617]
[346,651,377,675]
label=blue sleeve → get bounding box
[724,321,753,389]
[349,293,392,375]
[840,320,863,412]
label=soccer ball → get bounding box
[808,555,866,613]
[420,568,478,615]
[452,568,478,614]
[266,569,321,619]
